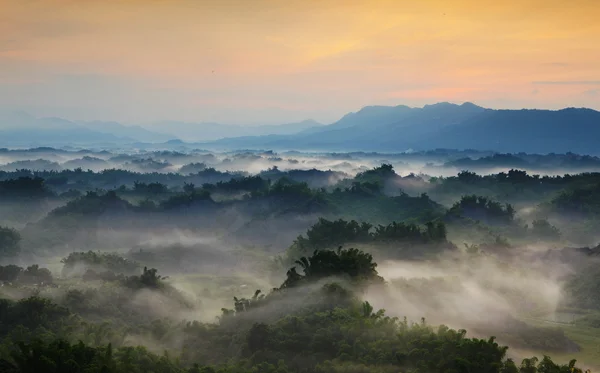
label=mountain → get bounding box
[0,111,174,147]
[4,105,599,154]
[203,103,600,154]
[0,112,129,147]
[0,111,324,147]
[419,107,600,154]
[142,119,323,142]
[78,121,176,143]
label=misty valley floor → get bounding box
[1,148,600,372]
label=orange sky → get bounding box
[1,0,599,124]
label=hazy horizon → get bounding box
[1,100,598,128]
[2,0,599,125]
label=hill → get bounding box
[0,111,170,146]
[0,111,324,146]
[142,119,323,142]
[204,103,600,154]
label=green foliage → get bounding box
[204,175,270,194]
[550,183,600,217]
[61,251,140,277]
[0,177,51,199]
[457,170,482,184]
[1,339,189,373]
[256,177,317,200]
[373,220,447,243]
[133,181,169,195]
[0,264,53,285]
[0,227,21,258]
[294,218,373,250]
[325,186,444,225]
[0,255,587,373]
[179,162,207,175]
[281,247,383,289]
[353,164,396,185]
[429,169,600,208]
[0,265,23,283]
[2,159,599,373]
[0,296,71,338]
[9,331,579,373]
[18,265,53,285]
[160,190,213,209]
[50,191,132,217]
[183,300,581,373]
[447,195,515,224]
[122,267,167,290]
[290,218,451,257]
[183,182,196,194]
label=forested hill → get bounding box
[204,103,600,154]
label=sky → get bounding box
[1,0,599,125]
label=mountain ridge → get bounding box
[0,111,322,146]
[141,119,323,142]
[201,103,600,154]
[1,103,598,154]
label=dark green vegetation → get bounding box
[288,218,452,261]
[1,149,600,372]
[61,251,140,277]
[0,248,588,373]
[0,264,53,285]
[0,227,21,258]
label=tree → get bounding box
[246,323,271,355]
[124,267,166,289]
[19,265,53,285]
[281,247,382,289]
[183,182,196,194]
[0,264,23,283]
[0,226,21,257]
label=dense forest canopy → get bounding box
[0,148,600,372]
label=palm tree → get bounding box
[362,301,374,318]
[294,257,311,276]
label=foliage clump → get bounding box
[447,195,515,225]
[61,251,140,277]
[0,264,53,285]
[281,247,383,289]
[0,227,21,258]
[290,218,452,258]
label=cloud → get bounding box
[2,0,600,122]
[532,81,600,85]
[583,89,599,97]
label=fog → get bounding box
[369,251,566,332]
[2,148,600,182]
[1,146,600,371]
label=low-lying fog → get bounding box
[3,148,600,178]
[2,146,600,368]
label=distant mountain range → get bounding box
[202,102,600,154]
[1,103,599,154]
[141,119,323,142]
[0,111,173,146]
[0,111,323,147]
